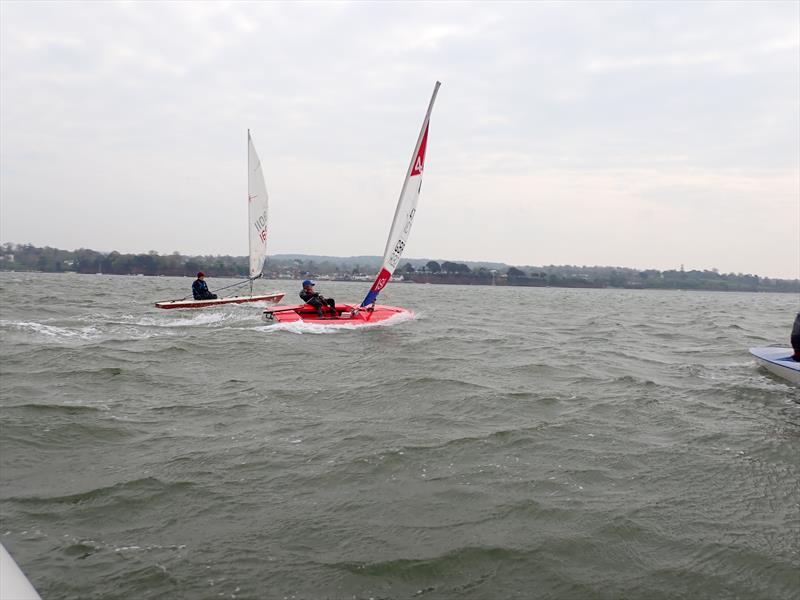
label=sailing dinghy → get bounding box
[263,81,441,325]
[156,131,285,309]
[749,347,800,385]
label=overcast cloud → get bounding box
[1,1,798,277]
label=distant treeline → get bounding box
[1,243,797,293]
[401,262,798,293]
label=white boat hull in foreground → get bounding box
[155,293,284,310]
[749,347,800,385]
[1,543,41,600]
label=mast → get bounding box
[246,127,253,286]
[248,129,252,294]
[360,81,441,308]
[381,81,440,261]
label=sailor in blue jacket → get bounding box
[192,272,218,300]
[792,312,800,361]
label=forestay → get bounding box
[248,130,269,279]
[361,81,441,307]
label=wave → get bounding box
[349,375,494,397]
[2,402,105,415]
[6,477,194,507]
[255,310,417,334]
[13,365,127,379]
[325,424,556,474]
[10,426,135,451]
[61,537,187,559]
[0,320,101,341]
[333,545,530,578]
[116,310,248,328]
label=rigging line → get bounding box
[209,278,253,294]
[159,277,248,303]
[158,279,248,304]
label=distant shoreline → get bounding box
[1,243,797,294]
[2,269,798,295]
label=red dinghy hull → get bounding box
[263,303,409,325]
[155,293,285,309]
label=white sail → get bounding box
[361,81,441,307]
[155,130,284,309]
[248,130,269,279]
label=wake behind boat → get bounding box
[155,131,284,309]
[264,81,441,326]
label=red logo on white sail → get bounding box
[410,124,429,177]
[371,268,391,292]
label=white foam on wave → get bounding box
[122,309,249,328]
[0,320,101,341]
[9,304,269,343]
[254,310,417,335]
[255,321,349,335]
[2,317,157,344]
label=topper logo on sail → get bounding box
[410,124,430,177]
[374,272,390,291]
[411,155,425,177]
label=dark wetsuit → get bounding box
[300,289,336,317]
[192,279,217,300]
[792,312,800,360]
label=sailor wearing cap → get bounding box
[299,279,336,318]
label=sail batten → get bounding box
[361,81,440,308]
[248,131,269,279]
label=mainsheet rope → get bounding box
[168,275,261,303]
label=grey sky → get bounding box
[1,1,798,278]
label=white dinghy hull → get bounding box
[749,347,800,385]
[155,292,284,309]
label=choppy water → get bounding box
[1,272,798,600]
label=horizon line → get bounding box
[1,242,798,282]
